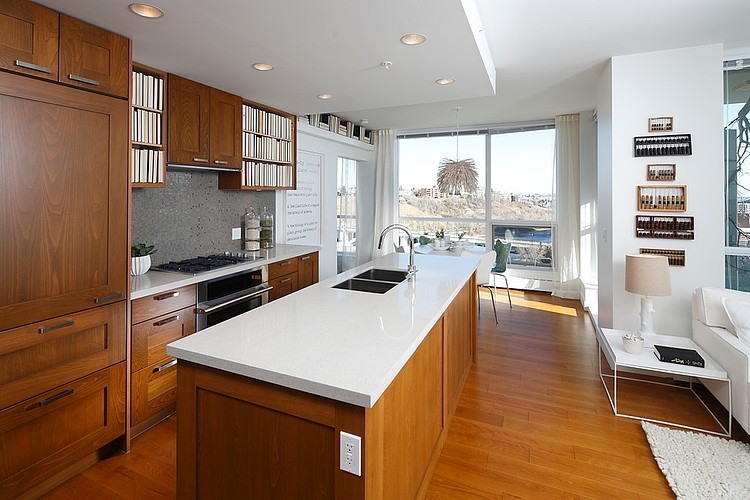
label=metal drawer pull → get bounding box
[94,292,124,303]
[280,277,292,284]
[300,255,311,261]
[214,160,228,165]
[154,315,179,327]
[15,59,52,74]
[68,74,100,86]
[29,389,75,410]
[279,261,292,266]
[153,359,178,373]
[39,320,75,334]
[154,291,179,301]
[192,157,209,163]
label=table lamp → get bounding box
[625,254,671,337]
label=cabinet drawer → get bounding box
[0,362,125,499]
[268,258,298,280]
[132,285,196,325]
[131,357,178,426]
[269,273,298,302]
[132,305,195,373]
[0,302,126,410]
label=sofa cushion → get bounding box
[722,297,750,345]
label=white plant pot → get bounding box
[131,255,151,276]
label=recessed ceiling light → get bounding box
[252,63,274,71]
[128,3,164,18]
[435,78,455,85]
[400,34,426,46]
[317,93,333,100]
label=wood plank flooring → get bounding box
[44,291,749,499]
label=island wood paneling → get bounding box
[175,277,475,499]
[444,275,476,420]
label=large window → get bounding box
[398,124,555,286]
[724,59,750,291]
[337,157,357,273]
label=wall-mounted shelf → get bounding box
[637,185,687,211]
[640,248,686,266]
[635,215,694,239]
[131,63,166,188]
[647,163,676,181]
[634,134,691,157]
[305,113,372,144]
[219,101,296,190]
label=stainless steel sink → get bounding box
[332,278,399,294]
[353,268,408,283]
[332,268,408,294]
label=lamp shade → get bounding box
[625,254,671,296]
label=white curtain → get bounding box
[372,129,398,257]
[552,114,582,299]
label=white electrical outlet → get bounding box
[231,227,241,240]
[339,431,361,476]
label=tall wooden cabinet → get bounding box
[167,74,242,169]
[0,2,129,495]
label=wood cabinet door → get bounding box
[59,15,129,99]
[297,252,319,289]
[0,362,125,499]
[269,273,298,302]
[0,71,128,332]
[131,356,178,427]
[168,74,210,166]
[131,305,196,373]
[209,87,242,168]
[0,0,59,81]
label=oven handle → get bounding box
[194,285,272,314]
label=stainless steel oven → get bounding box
[195,265,271,331]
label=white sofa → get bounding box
[692,287,750,434]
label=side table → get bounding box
[597,328,731,437]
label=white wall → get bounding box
[285,123,376,281]
[579,111,597,312]
[598,44,725,336]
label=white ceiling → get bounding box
[37,0,750,132]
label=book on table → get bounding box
[653,345,705,368]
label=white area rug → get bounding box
[642,421,750,499]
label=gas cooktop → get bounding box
[155,252,264,274]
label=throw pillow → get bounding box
[721,297,750,345]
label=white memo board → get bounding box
[284,150,322,245]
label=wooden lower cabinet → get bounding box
[131,286,196,436]
[0,362,126,499]
[268,251,318,302]
[176,277,474,499]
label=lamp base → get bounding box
[637,295,655,338]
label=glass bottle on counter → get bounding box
[260,207,274,249]
[244,208,260,251]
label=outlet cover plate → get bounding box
[340,431,361,476]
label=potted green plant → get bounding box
[131,243,156,276]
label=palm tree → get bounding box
[437,158,478,195]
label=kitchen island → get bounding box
[167,252,478,499]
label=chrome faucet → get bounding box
[378,223,417,279]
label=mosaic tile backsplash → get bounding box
[132,170,275,265]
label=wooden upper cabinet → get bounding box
[168,74,241,169]
[209,87,242,168]
[0,0,59,81]
[0,71,128,331]
[168,74,210,165]
[59,14,130,99]
[298,252,319,289]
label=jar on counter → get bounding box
[244,208,260,251]
[260,207,274,249]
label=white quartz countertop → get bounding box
[131,244,320,299]
[166,252,478,408]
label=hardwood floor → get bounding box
[44,291,748,499]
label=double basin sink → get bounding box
[332,268,409,294]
